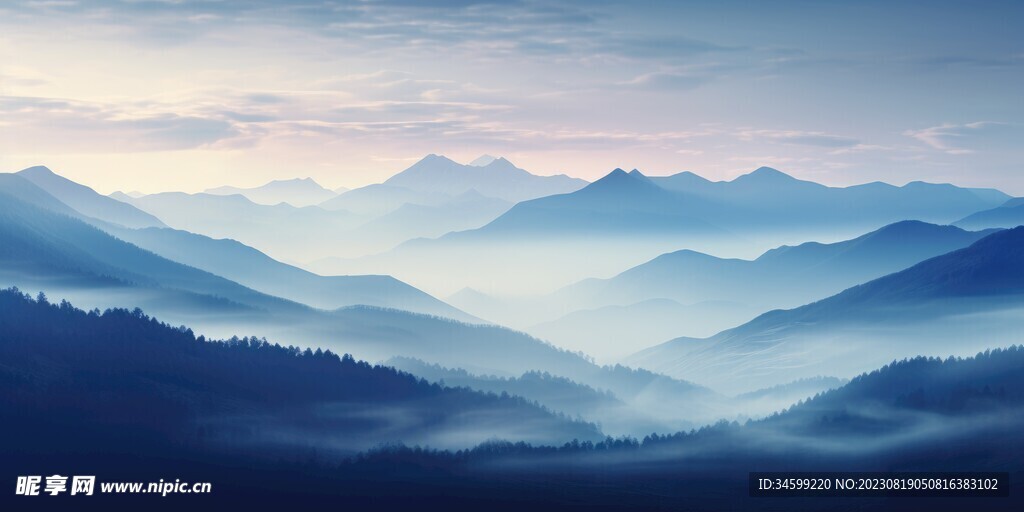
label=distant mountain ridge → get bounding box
[955,197,1024,230]
[107,225,480,321]
[117,191,365,262]
[626,227,1024,393]
[478,168,724,237]
[0,171,476,321]
[653,167,1008,213]
[0,175,606,388]
[204,177,338,207]
[319,166,1008,295]
[482,165,1011,237]
[318,155,586,217]
[16,166,166,229]
[516,221,994,359]
[565,220,997,310]
[1,171,734,427]
[381,154,587,203]
[0,181,307,317]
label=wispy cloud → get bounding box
[903,121,1010,155]
[1,0,1022,193]
[0,96,239,152]
[620,69,714,91]
[736,129,860,148]
[0,66,52,88]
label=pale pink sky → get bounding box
[1,1,1021,195]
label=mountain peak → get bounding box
[733,166,796,183]
[18,165,56,176]
[13,164,166,229]
[392,154,461,176]
[420,153,456,164]
[585,168,657,192]
[852,220,973,245]
[202,176,336,207]
[469,154,498,167]
[377,153,585,203]
[871,219,939,234]
[674,170,710,181]
[481,156,521,172]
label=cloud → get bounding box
[23,0,79,9]
[4,0,730,65]
[918,54,1024,70]
[737,129,860,148]
[0,66,52,88]
[0,96,241,152]
[0,74,48,88]
[0,81,523,154]
[828,143,892,155]
[621,70,713,90]
[595,34,737,60]
[619,58,753,91]
[903,121,1014,155]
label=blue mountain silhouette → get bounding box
[955,197,1024,230]
[530,221,995,351]
[381,154,586,202]
[0,288,601,460]
[318,154,585,215]
[17,165,166,229]
[204,177,337,207]
[627,227,1024,392]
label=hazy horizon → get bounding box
[4,156,1018,197]
[1,0,1022,195]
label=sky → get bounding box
[0,0,1021,195]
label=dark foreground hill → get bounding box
[3,294,1021,510]
[0,288,600,467]
[329,347,1024,511]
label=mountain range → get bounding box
[520,221,997,354]
[381,154,586,204]
[955,197,1024,230]
[626,226,1024,393]
[318,155,586,216]
[4,169,472,320]
[318,166,1009,296]
[4,160,1020,429]
[104,226,478,321]
[10,283,1022,510]
[0,179,309,319]
[18,166,166,229]
[476,166,1007,239]
[2,173,487,338]
[0,176,569,384]
[438,220,997,359]
[116,155,565,260]
[1,169,746,434]
[116,191,364,263]
[5,155,1024,510]
[204,177,338,207]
